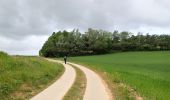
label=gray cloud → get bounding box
[0,35,48,55]
[1,0,170,37]
[0,0,170,55]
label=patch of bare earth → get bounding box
[11,84,33,100]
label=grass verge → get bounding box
[69,51,170,100]
[63,64,86,100]
[0,52,64,100]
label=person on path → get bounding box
[64,56,67,64]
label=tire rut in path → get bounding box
[31,59,76,100]
[69,62,113,100]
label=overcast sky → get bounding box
[0,0,170,55]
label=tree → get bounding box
[39,28,170,57]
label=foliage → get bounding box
[40,28,170,57]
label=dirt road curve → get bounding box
[31,59,76,100]
[69,62,112,100]
[31,59,112,100]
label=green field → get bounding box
[69,51,170,100]
[0,52,64,100]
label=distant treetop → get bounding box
[39,28,170,57]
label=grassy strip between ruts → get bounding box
[0,52,64,100]
[68,62,137,100]
[63,64,86,100]
[69,51,170,100]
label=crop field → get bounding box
[69,51,170,100]
[0,52,64,100]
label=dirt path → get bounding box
[31,59,112,100]
[69,62,113,100]
[31,59,76,100]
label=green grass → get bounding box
[0,51,64,100]
[63,64,86,100]
[69,51,170,100]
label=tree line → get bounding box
[39,28,170,57]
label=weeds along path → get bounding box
[31,59,76,100]
[69,62,113,100]
[31,59,112,100]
